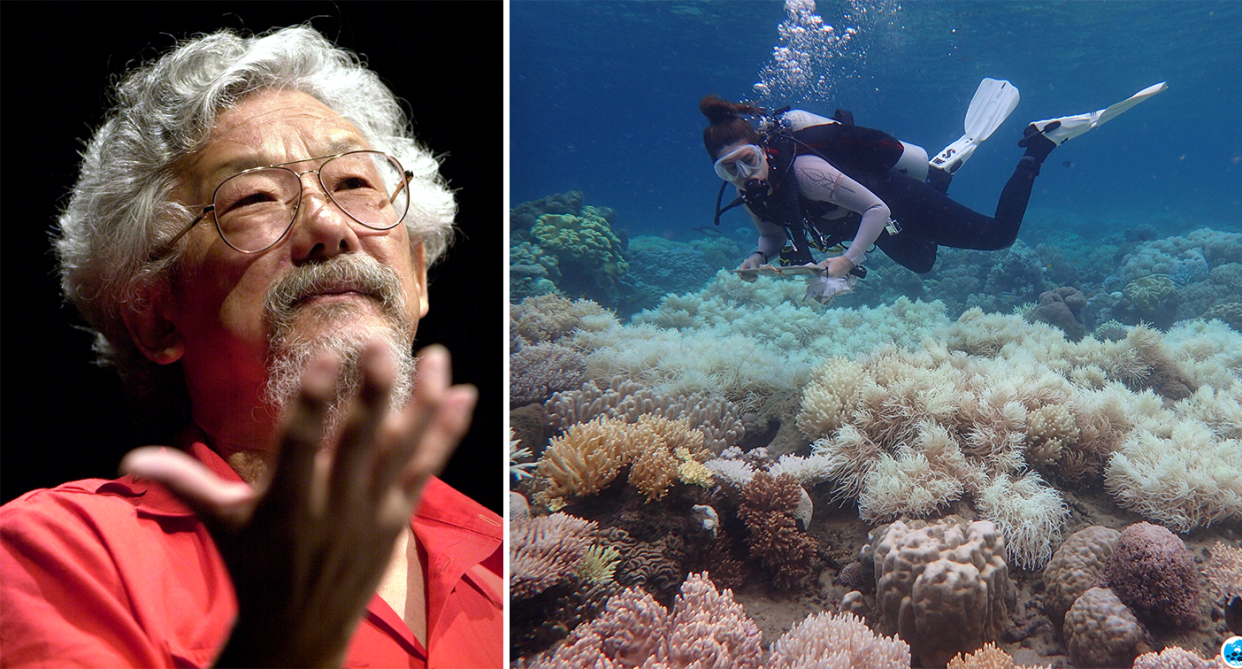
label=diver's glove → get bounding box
[1018,123,1058,163]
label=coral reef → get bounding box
[1132,646,1221,669]
[868,517,1011,667]
[737,472,821,589]
[1100,522,1201,629]
[510,342,586,408]
[1041,525,1121,628]
[532,414,711,509]
[525,573,763,669]
[1204,540,1242,605]
[511,513,599,600]
[947,642,1052,669]
[544,377,745,454]
[1026,286,1088,341]
[531,209,629,305]
[1103,420,1242,532]
[767,611,911,669]
[511,293,613,345]
[1061,586,1151,668]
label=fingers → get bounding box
[329,341,396,505]
[376,346,477,502]
[121,447,256,528]
[265,354,337,511]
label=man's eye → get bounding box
[223,192,275,212]
[336,176,374,191]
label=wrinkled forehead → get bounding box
[179,89,372,199]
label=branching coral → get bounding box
[1133,647,1221,669]
[868,517,1011,667]
[533,414,711,507]
[510,342,587,407]
[768,611,911,669]
[1205,540,1242,604]
[511,513,598,600]
[737,472,821,589]
[545,377,745,454]
[947,642,1052,669]
[527,573,762,669]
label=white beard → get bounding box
[261,255,416,439]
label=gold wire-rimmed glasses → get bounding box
[163,149,414,255]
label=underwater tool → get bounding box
[730,264,864,306]
[1023,81,1168,146]
[930,77,1022,175]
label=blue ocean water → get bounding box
[512,0,1242,243]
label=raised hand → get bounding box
[121,342,477,668]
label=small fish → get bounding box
[1062,160,1075,168]
[691,226,723,237]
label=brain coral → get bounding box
[1100,522,1201,628]
[868,517,1011,667]
[1041,525,1121,628]
[1062,586,1151,668]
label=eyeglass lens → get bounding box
[212,151,409,252]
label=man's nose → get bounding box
[289,170,361,262]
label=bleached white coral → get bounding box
[975,472,1069,570]
[1104,420,1242,532]
[858,449,963,522]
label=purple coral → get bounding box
[1100,522,1200,628]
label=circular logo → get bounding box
[1223,636,1242,668]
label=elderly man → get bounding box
[0,25,502,668]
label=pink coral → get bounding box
[511,513,598,600]
[527,572,762,669]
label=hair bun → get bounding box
[700,95,740,124]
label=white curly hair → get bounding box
[54,24,456,421]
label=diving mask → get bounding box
[713,144,766,182]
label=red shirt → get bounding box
[0,440,503,668]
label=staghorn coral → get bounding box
[946,642,1053,669]
[767,611,911,669]
[868,517,1011,667]
[1100,522,1201,629]
[1041,525,1121,629]
[737,471,821,590]
[1104,420,1242,532]
[1133,646,1221,669]
[511,513,599,600]
[527,573,762,669]
[1062,586,1151,668]
[1204,540,1242,604]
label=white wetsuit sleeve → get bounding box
[792,154,889,265]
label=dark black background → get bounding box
[0,2,505,514]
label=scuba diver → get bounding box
[703,79,1167,300]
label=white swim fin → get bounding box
[930,78,1021,174]
[1025,81,1168,146]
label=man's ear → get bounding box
[120,281,185,364]
[412,241,429,318]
